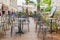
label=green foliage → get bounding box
[43,0,51,5]
[25,0,30,4]
[25,0,29,2]
[45,20,50,26]
[29,1,34,4]
[44,6,51,12]
[17,12,26,15]
[40,0,51,12]
[36,0,40,6]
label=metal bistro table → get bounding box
[48,18,57,33]
[16,17,26,34]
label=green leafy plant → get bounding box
[44,6,51,12]
[40,0,51,12]
[43,0,51,5]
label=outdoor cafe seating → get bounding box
[33,5,57,37]
[10,13,30,36]
[55,13,60,33]
[20,14,30,32]
[32,4,57,40]
[0,14,9,35]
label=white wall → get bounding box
[52,0,60,10]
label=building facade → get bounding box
[0,0,2,9]
[10,0,17,11]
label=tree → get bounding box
[25,0,29,15]
[43,0,51,12]
[25,0,34,15]
[41,0,51,12]
[37,0,40,14]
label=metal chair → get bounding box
[46,5,57,33]
[33,13,43,32]
[21,14,30,32]
[0,15,8,35]
[10,15,17,36]
[55,14,60,33]
[37,21,48,40]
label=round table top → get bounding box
[41,26,48,29]
[16,18,26,20]
[47,18,57,20]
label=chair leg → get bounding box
[37,27,40,36]
[22,23,23,30]
[11,26,13,37]
[2,24,6,35]
[27,20,30,32]
[36,23,37,32]
[28,23,29,32]
[3,27,6,35]
[56,26,58,33]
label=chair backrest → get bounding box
[50,5,57,17]
[21,14,29,18]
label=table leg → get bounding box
[49,19,55,33]
[16,20,24,34]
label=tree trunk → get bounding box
[26,0,29,15]
[37,0,43,21]
[37,0,40,14]
[26,7,28,14]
